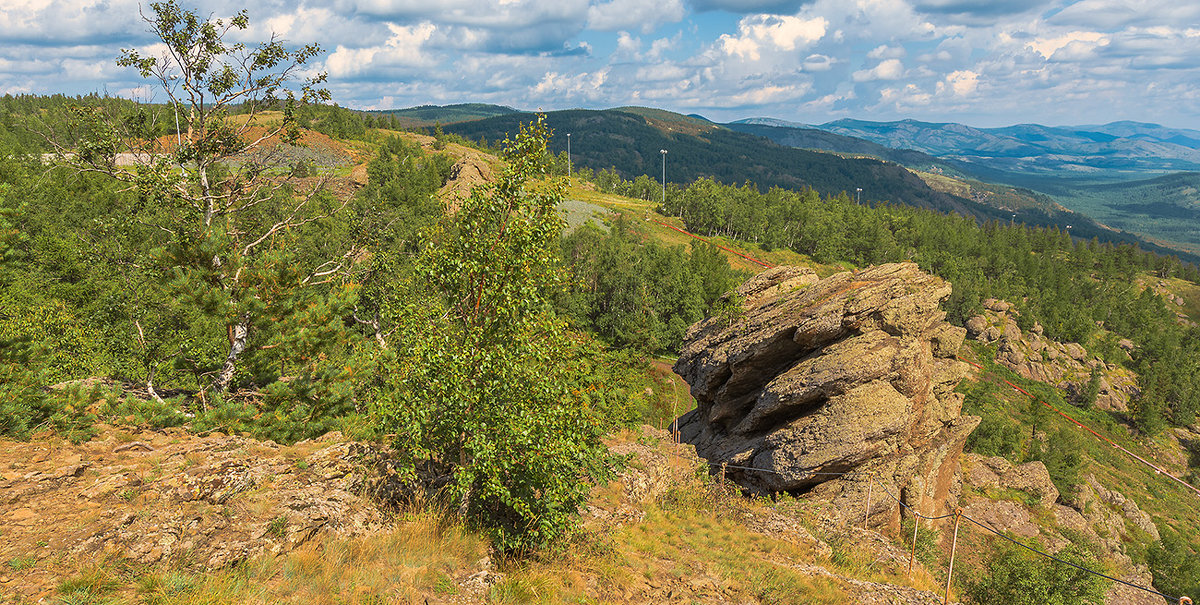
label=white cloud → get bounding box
[615,31,641,57]
[324,22,435,77]
[937,69,978,95]
[531,67,611,101]
[1028,31,1107,58]
[867,44,904,59]
[852,58,905,81]
[803,53,834,70]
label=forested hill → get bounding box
[364,103,521,128]
[446,108,1197,263]
[443,108,1002,219]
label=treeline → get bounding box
[558,218,744,352]
[0,93,426,154]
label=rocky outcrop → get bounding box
[965,300,1139,412]
[962,454,1059,507]
[673,263,979,527]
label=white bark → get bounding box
[214,315,250,392]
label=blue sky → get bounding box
[3,0,1200,128]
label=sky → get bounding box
[3,0,1200,128]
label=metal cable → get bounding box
[702,459,1182,601]
[959,513,1183,603]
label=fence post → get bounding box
[719,462,727,487]
[908,513,920,573]
[863,474,874,529]
[944,508,962,605]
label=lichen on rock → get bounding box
[673,262,979,527]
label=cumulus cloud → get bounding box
[867,44,905,59]
[324,22,435,77]
[531,67,611,101]
[1028,31,1107,58]
[852,58,905,81]
[937,69,978,95]
[718,14,827,60]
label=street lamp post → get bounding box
[660,149,668,205]
[566,133,571,181]
[855,187,862,204]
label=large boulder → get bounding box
[673,263,979,527]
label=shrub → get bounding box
[374,117,619,554]
[966,540,1108,605]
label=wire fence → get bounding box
[958,356,1200,500]
[700,459,1188,604]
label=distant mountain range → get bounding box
[734,117,1200,177]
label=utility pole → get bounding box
[566,133,571,181]
[660,149,668,205]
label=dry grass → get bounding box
[33,478,945,605]
[128,510,488,605]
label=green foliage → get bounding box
[963,380,1024,459]
[961,354,1085,496]
[1082,366,1102,410]
[98,393,189,429]
[899,518,940,569]
[0,184,53,439]
[966,540,1109,605]
[266,515,289,539]
[1026,424,1085,497]
[8,556,36,571]
[56,568,120,605]
[374,117,619,554]
[1146,531,1200,600]
[558,218,743,352]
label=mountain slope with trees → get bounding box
[446,108,1024,220]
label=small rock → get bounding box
[984,298,1012,313]
[1064,342,1088,362]
[114,441,155,453]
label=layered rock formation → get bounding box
[673,263,979,526]
[965,299,1139,412]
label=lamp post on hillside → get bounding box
[660,149,668,205]
[567,133,571,181]
[856,187,862,205]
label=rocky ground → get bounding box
[0,427,390,602]
[1,424,959,604]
